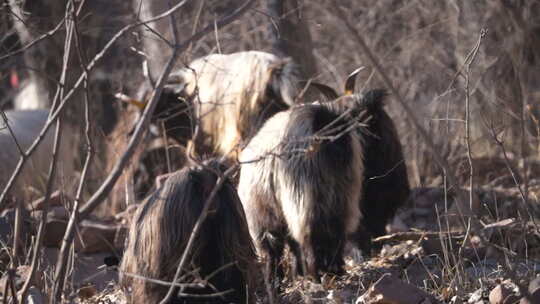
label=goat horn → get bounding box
[299,81,340,100]
[114,93,146,110]
[344,66,365,95]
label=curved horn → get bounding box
[344,66,365,95]
[115,93,146,110]
[165,71,188,94]
[299,81,340,100]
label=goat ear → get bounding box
[344,67,365,95]
[299,81,340,100]
[165,71,188,93]
[114,93,147,110]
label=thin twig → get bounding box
[79,0,255,218]
[460,29,485,250]
[2,271,10,304]
[332,0,465,202]
[7,270,17,304]
[0,17,66,62]
[18,1,77,300]
[50,2,95,300]
[0,0,191,210]
[118,269,205,289]
[159,165,237,304]
[11,203,21,266]
[177,289,234,299]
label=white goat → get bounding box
[165,51,300,160]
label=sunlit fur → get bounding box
[168,51,300,159]
[0,109,75,203]
[238,100,364,282]
[120,160,256,304]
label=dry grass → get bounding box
[1,0,539,303]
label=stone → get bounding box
[520,287,540,304]
[359,273,436,304]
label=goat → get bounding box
[162,51,300,160]
[0,109,75,204]
[120,159,256,303]
[238,94,367,284]
[308,70,411,252]
[353,90,410,251]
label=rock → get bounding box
[359,273,436,304]
[520,287,540,304]
[39,208,127,253]
[33,206,70,248]
[42,217,68,248]
[40,248,118,292]
[489,283,520,304]
[76,219,126,253]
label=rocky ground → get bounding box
[1,161,539,303]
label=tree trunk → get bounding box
[267,0,317,79]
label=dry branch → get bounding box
[0,0,191,210]
[159,165,237,304]
[79,0,255,218]
[50,3,96,301]
[331,0,467,205]
[18,0,77,300]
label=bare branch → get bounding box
[79,0,255,218]
[18,0,77,300]
[331,1,464,200]
[0,0,191,210]
[460,30,485,250]
[50,3,96,300]
[0,14,66,62]
[159,165,237,304]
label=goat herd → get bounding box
[2,51,411,303]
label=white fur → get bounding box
[239,108,363,247]
[238,111,289,243]
[170,51,299,157]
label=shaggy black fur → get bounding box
[280,105,357,277]
[355,90,411,252]
[120,160,256,304]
